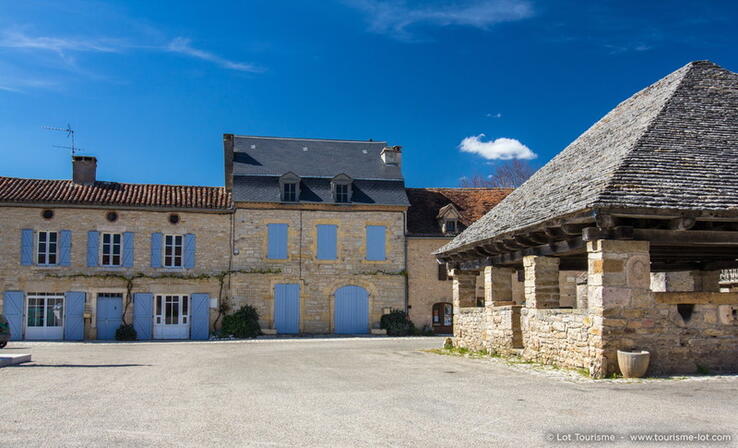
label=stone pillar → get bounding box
[452,270,478,312]
[484,266,514,306]
[587,240,651,377]
[523,256,560,309]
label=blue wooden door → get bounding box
[334,286,369,334]
[64,291,86,341]
[274,284,300,334]
[190,293,210,340]
[96,295,123,340]
[3,291,24,340]
[133,293,153,340]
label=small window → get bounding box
[41,209,54,220]
[169,214,180,225]
[106,211,118,222]
[335,184,349,203]
[101,232,122,266]
[37,231,58,265]
[444,219,457,234]
[437,263,448,281]
[164,234,183,268]
[283,182,297,202]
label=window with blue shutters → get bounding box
[267,224,289,260]
[19,230,71,267]
[164,234,184,267]
[365,225,387,261]
[316,224,337,260]
[101,232,122,267]
[183,234,196,269]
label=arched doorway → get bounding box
[432,302,453,334]
[334,286,369,334]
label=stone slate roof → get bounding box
[407,188,512,236]
[438,60,738,254]
[228,135,409,206]
[0,177,232,210]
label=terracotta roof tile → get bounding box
[0,177,232,210]
[406,188,512,236]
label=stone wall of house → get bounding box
[0,205,231,338]
[229,207,406,333]
[406,237,453,329]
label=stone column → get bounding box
[484,266,514,306]
[587,240,651,377]
[523,256,560,309]
[452,270,478,312]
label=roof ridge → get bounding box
[0,176,226,190]
[232,134,387,144]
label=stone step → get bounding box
[0,354,32,367]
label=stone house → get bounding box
[222,134,409,334]
[405,188,511,333]
[436,60,738,378]
[0,156,232,341]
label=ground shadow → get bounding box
[11,363,150,368]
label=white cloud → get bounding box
[345,0,534,39]
[459,133,537,160]
[486,112,502,118]
[166,37,263,73]
[0,31,119,55]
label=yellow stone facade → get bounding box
[0,205,231,339]
[229,206,406,333]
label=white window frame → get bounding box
[163,234,184,268]
[37,231,58,266]
[282,182,297,202]
[26,293,65,329]
[444,219,458,235]
[335,183,350,203]
[154,294,190,326]
[101,232,122,267]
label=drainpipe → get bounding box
[403,210,409,313]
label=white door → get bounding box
[25,294,65,340]
[153,295,190,339]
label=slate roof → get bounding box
[439,60,738,254]
[407,188,512,236]
[227,135,409,206]
[0,177,232,210]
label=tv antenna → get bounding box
[43,124,85,156]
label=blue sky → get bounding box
[1,0,736,188]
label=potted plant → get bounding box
[617,349,650,378]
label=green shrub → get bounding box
[380,309,415,336]
[115,324,137,341]
[221,305,262,338]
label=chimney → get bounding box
[381,145,402,167]
[72,156,97,185]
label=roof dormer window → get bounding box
[331,174,353,204]
[437,203,462,236]
[279,172,301,202]
[443,219,457,235]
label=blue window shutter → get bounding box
[150,233,163,268]
[267,224,288,259]
[64,291,86,341]
[59,230,72,266]
[184,233,196,269]
[316,225,337,260]
[122,232,134,268]
[3,291,24,340]
[133,293,153,340]
[20,229,34,266]
[366,225,386,261]
[87,231,99,267]
[190,293,210,340]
